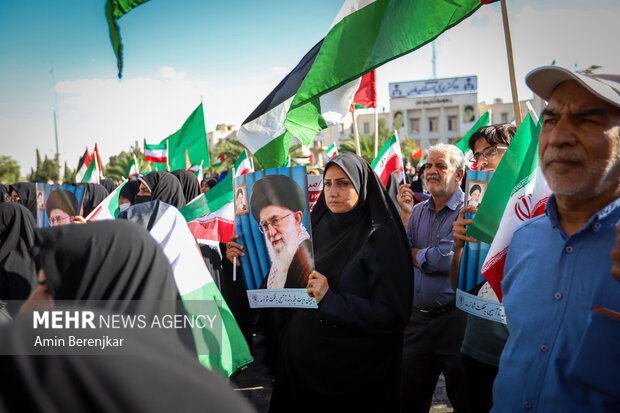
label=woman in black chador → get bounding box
[269,153,414,412]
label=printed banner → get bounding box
[35,183,85,228]
[233,166,317,309]
[307,174,323,211]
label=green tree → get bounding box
[0,155,22,184]
[28,149,59,182]
[63,161,76,183]
[400,136,422,166]
[211,136,265,174]
[104,141,148,181]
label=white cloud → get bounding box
[271,66,290,76]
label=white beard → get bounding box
[265,217,310,289]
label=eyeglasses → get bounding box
[258,213,292,234]
[49,216,71,226]
[470,146,507,163]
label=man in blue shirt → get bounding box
[492,66,620,411]
[398,144,470,413]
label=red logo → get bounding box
[514,194,532,221]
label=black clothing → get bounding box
[119,179,140,204]
[0,203,37,313]
[8,182,36,219]
[100,177,116,194]
[260,239,313,289]
[0,184,8,202]
[80,183,109,217]
[462,354,498,413]
[171,169,201,203]
[269,153,414,412]
[140,171,186,209]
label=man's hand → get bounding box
[307,271,329,304]
[398,183,415,226]
[225,234,244,266]
[73,216,87,224]
[452,206,478,249]
[611,221,620,283]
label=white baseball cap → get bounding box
[526,66,620,108]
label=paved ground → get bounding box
[232,333,453,413]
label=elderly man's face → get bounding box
[425,151,463,199]
[259,205,302,253]
[540,80,620,200]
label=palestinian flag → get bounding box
[325,143,338,160]
[213,154,226,166]
[122,201,253,377]
[86,180,127,221]
[234,150,253,176]
[285,0,489,145]
[80,155,101,184]
[145,142,167,163]
[412,148,423,160]
[466,114,551,300]
[371,135,404,187]
[125,156,139,179]
[350,70,376,111]
[75,148,93,182]
[93,143,104,179]
[181,174,235,245]
[294,154,314,166]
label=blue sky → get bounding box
[1,0,619,176]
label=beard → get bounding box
[264,217,307,289]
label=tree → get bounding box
[0,155,22,184]
[28,149,59,182]
[339,118,393,163]
[63,161,76,183]
[400,136,423,166]
[211,136,265,174]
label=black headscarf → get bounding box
[0,203,37,303]
[8,182,36,219]
[0,184,8,202]
[30,220,178,316]
[171,169,201,203]
[312,153,414,327]
[0,308,256,413]
[81,183,109,217]
[100,177,116,194]
[119,180,140,204]
[139,171,186,209]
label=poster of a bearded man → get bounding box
[249,175,314,289]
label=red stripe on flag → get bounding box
[350,70,376,112]
[378,154,402,187]
[145,155,167,163]
[187,218,235,243]
[481,245,509,301]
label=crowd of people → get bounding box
[1,64,619,412]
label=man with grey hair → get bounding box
[398,144,470,412]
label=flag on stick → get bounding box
[145,142,168,163]
[81,155,101,184]
[86,180,127,221]
[466,114,551,300]
[325,143,338,160]
[213,154,226,166]
[125,155,140,179]
[75,148,93,183]
[350,70,376,111]
[234,151,253,177]
[93,143,104,179]
[371,134,404,187]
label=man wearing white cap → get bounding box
[492,67,620,411]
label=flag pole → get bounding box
[500,0,522,127]
[352,111,361,156]
[165,140,170,172]
[373,107,379,158]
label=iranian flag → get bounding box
[285,0,489,145]
[125,155,139,179]
[189,160,204,182]
[326,143,338,160]
[145,142,168,163]
[213,154,226,166]
[234,150,253,176]
[371,135,404,187]
[466,114,551,300]
[75,148,93,182]
[350,70,376,111]
[80,155,101,184]
[86,180,127,221]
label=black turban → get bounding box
[249,174,305,222]
[45,189,78,217]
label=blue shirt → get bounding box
[407,187,464,308]
[492,195,620,412]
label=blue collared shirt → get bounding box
[407,187,464,308]
[492,195,620,412]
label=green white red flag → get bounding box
[144,142,167,163]
[125,155,139,179]
[466,114,551,300]
[371,135,404,187]
[234,150,253,176]
[80,155,101,184]
[325,143,338,160]
[213,154,225,166]
[86,180,127,221]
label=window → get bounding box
[429,138,439,146]
[410,118,420,133]
[429,117,439,132]
[501,112,509,123]
[363,122,370,134]
[448,116,458,131]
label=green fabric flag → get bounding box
[456,111,491,154]
[105,0,151,79]
[161,103,210,170]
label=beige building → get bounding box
[479,95,546,125]
[207,123,238,148]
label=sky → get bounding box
[1,0,619,177]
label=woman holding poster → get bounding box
[269,154,414,412]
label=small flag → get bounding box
[75,148,93,183]
[145,142,168,163]
[86,180,127,221]
[125,156,140,179]
[294,154,314,166]
[189,160,204,182]
[412,148,423,160]
[213,154,226,166]
[466,115,551,300]
[93,143,104,179]
[325,143,338,160]
[81,155,101,184]
[371,135,404,187]
[350,70,377,111]
[233,151,253,177]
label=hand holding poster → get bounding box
[233,166,316,309]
